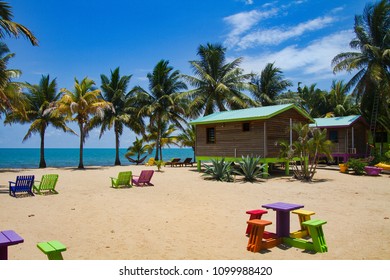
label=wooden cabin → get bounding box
[310,115,369,163]
[189,104,313,175]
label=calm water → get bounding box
[0,148,194,169]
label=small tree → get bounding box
[124,137,152,165]
[281,123,333,181]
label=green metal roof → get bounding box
[310,115,363,128]
[189,104,313,125]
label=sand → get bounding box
[0,165,389,260]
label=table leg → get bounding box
[0,247,8,260]
[276,211,290,237]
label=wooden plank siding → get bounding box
[327,123,368,155]
[195,108,311,159]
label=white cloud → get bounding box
[236,16,336,49]
[223,8,279,47]
[238,30,354,87]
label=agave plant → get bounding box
[234,156,267,182]
[202,158,232,182]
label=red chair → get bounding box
[132,170,154,187]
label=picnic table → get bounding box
[0,230,24,260]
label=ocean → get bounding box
[0,148,194,169]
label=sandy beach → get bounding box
[1,165,389,260]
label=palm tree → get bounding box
[183,43,256,117]
[332,0,390,141]
[0,42,27,117]
[144,121,178,161]
[96,67,143,165]
[134,60,187,160]
[5,75,75,168]
[326,80,359,117]
[56,77,113,169]
[176,124,196,160]
[0,1,38,45]
[297,83,329,118]
[249,62,293,106]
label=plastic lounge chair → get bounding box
[166,158,181,167]
[126,155,147,165]
[33,174,59,195]
[132,170,154,187]
[145,158,155,166]
[9,175,35,197]
[110,171,132,188]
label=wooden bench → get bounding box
[0,230,24,260]
[245,209,268,235]
[290,209,315,238]
[37,240,67,260]
[246,219,281,252]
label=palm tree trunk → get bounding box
[78,123,84,169]
[114,126,121,166]
[39,126,47,168]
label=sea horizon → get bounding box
[0,147,194,169]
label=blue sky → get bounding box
[1,0,368,148]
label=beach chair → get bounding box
[9,175,35,197]
[182,158,194,167]
[132,170,154,187]
[166,158,181,167]
[33,174,59,195]
[145,158,155,166]
[110,171,132,188]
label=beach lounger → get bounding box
[9,175,35,197]
[182,158,195,167]
[33,174,59,195]
[166,158,181,167]
[110,171,132,188]
[132,170,154,187]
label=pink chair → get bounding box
[132,170,154,187]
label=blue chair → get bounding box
[9,175,35,197]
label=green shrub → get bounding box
[234,156,267,182]
[347,158,367,175]
[202,158,232,182]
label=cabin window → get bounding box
[206,127,215,144]
[243,122,250,132]
[329,130,338,143]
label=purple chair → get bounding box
[132,170,154,187]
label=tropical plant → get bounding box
[155,160,164,172]
[5,75,75,168]
[249,62,293,106]
[347,158,367,175]
[202,158,232,182]
[182,43,256,117]
[176,124,196,160]
[234,156,267,182]
[134,60,187,160]
[0,1,38,45]
[282,123,333,181]
[0,42,27,117]
[56,77,113,169]
[144,121,178,160]
[96,67,143,165]
[332,0,390,142]
[124,137,152,165]
[297,83,329,118]
[326,80,359,117]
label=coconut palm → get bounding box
[183,43,256,117]
[144,121,178,161]
[124,137,152,165]
[332,0,390,140]
[326,80,359,117]
[297,83,329,118]
[5,75,75,168]
[176,124,196,160]
[0,1,38,45]
[96,67,143,165]
[134,60,187,160]
[0,42,27,116]
[249,62,293,106]
[56,77,113,169]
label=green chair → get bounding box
[37,240,66,260]
[110,171,132,188]
[33,174,59,195]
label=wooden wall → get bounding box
[195,108,310,158]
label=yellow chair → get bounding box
[145,158,155,166]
